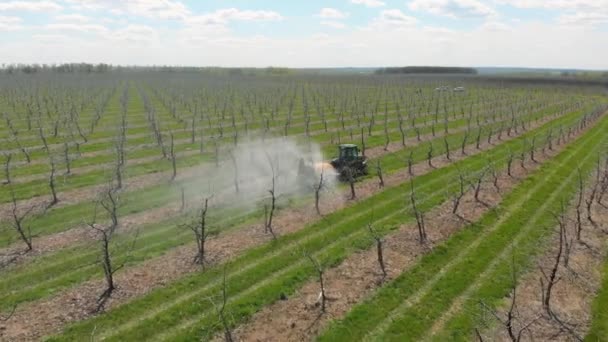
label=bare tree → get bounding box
[169,132,177,182]
[305,251,327,312]
[214,267,233,342]
[368,222,387,280]
[8,188,35,251]
[472,168,489,206]
[376,160,385,188]
[444,136,451,161]
[530,137,537,163]
[48,158,58,206]
[63,142,71,175]
[585,159,601,227]
[114,133,125,189]
[489,162,500,193]
[480,255,541,342]
[383,126,390,151]
[85,186,135,312]
[407,150,414,177]
[410,180,427,243]
[265,175,278,240]
[487,127,493,145]
[15,139,30,164]
[181,197,211,267]
[38,125,49,152]
[541,207,565,316]
[541,205,583,341]
[3,152,11,185]
[229,150,239,194]
[519,142,526,170]
[575,169,584,241]
[314,167,324,215]
[346,166,356,200]
[507,151,514,177]
[452,170,466,216]
[360,128,366,157]
[427,142,434,168]
[461,131,469,155]
[0,305,16,322]
[398,117,406,147]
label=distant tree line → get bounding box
[0,63,293,76]
[374,66,478,75]
[0,63,114,74]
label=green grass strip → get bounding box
[47,105,591,341]
[317,112,608,341]
[586,254,608,341]
[2,101,569,248]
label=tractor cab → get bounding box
[338,144,360,161]
[331,144,368,180]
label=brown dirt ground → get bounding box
[0,114,567,341]
[0,200,186,269]
[481,190,608,341]
[9,115,461,185]
[0,108,559,217]
[9,149,201,184]
[219,138,567,342]
[0,112,554,258]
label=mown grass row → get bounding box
[4,90,547,183]
[3,81,572,165]
[2,83,498,151]
[1,102,575,248]
[317,109,608,342]
[4,93,535,179]
[1,82,530,142]
[0,103,573,310]
[47,103,595,341]
[0,201,266,311]
[586,254,608,341]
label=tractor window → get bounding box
[341,147,357,159]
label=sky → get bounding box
[0,0,607,69]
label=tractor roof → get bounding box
[339,144,358,148]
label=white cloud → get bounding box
[369,9,418,28]
[186,8,283,26]
[45,22,108,34]
[480,21,511,31]
[1,0,607,69]
[558,12,608,26]
[318,8,349,19]
[0,15,23,30]
[321,20,346,29]
[0,1,62,12]
[2,20,608,69]
[32,33,74,43]
[54,13,91,23]
[206,35,270,47]
[409,0,497,18]
[109,24,158,44]
[350,0,386,8]
[0,15,21,24]
[65,0,190,20]
[495,0,608,27]
[495,0,608,11]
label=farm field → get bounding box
[1,71,608,342]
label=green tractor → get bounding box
[297,144,368,186]
[330,144,368,181]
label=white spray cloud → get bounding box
[185,135,338,213]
